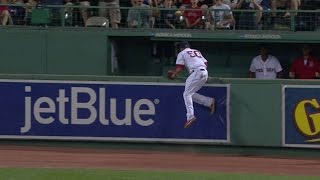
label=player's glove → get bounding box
[167,69,177,80]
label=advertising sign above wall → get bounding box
[283,85,320,148]
[0,80,230,144]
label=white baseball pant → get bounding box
[183,69,213,120]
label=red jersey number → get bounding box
[187,51,202,58]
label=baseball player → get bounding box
[167,41,215,128]
[249,45,283,79]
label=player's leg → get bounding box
[191,70,216,114]
[192,93,213,107]
[183,71,202,121]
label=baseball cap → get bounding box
[179,41,190,49]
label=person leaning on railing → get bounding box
[79,0,91,26]
[235,0,270,30]
[0,0,13,25]
[8,0,24,25]
[131,0,159,7]
[271,0,300,17]
[222,0,238,9]
[181,0,204,29]
[24,0,37,25]
[127,0,153,28]
[158,0,177,28]
[98,0,121,28]
[207,0,235,30]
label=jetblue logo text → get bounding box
[22,86,158,133]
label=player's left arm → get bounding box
[168,53,185,79]
[173,65,184,76]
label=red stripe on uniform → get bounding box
[176,64,185,69]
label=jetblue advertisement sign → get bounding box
[283,85,320,148]
[0,80,230,144]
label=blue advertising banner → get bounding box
[0,80,230,144]
[283,85,320,148]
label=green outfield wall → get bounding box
[2,28,320,78]
[1,28,320,148]
[1,74,319,148]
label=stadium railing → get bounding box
[0,4,319,32]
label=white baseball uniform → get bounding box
[176,48,214,120]
[249,55,283,79]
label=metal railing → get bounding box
[0,4,319,31]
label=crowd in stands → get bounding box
[0,0,318,29]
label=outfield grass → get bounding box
[0,168,318,180]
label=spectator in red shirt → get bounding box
[182,0,203,28]
[289,44,320,79]
[0,0,10,25]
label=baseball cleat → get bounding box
[210,98,216,115]
[184,117,197,128]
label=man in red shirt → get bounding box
[183,0,203,29]
[289,44,320,79]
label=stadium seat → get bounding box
[85,17,109,27]
[31,8,50,25]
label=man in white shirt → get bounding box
[167,41,215,128]
[208,0,235,29]
[249,45,283,79]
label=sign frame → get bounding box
[0,79,230,145]
[282,85,320,148]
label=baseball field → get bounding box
[1,143,319,180]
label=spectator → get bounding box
[159,0,177,28]
[199,0,212,7]
[183,0,203,29]
[79,0,91,26]
[64,0,73,26]
[24,0,37,25]
[271,0,300,17]
[0,0,12,25]
[207,0,234,29]
[177,0,190,7]
[236,0,251,9]
[289,44,320,79]
[99,0,121,28]
[132,0,159,6]
[249,0,271,28]
[235,0,270,29]
[158,0,179,6]
[249,45,283,79]
[127,0,153,28]
[223,0,238,9]
[9,0,25,25]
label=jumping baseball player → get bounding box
[167,41,215,128]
